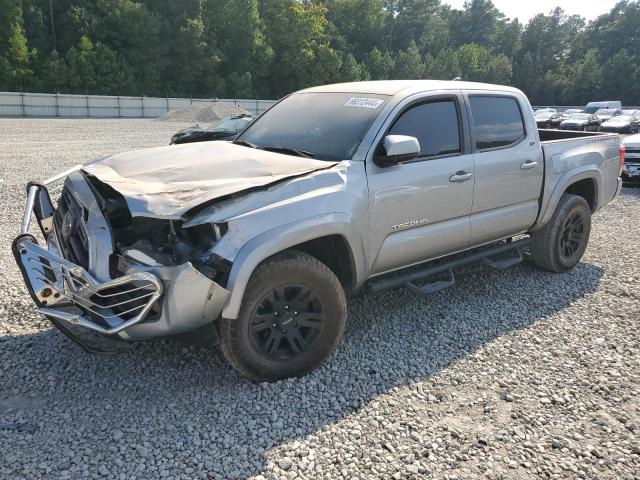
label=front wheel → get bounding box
[219,250,347,381]
[530,194,592,273]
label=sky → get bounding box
[442,0,620,22]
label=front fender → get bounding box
[220,213,367,320]
[534,166,602,230]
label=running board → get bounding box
[405,268,455,298]
[483,248,523,270]
[366,238,530,297]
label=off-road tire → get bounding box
[530,193,592,273]
[219,250,347,382]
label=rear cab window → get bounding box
[388,99,462,160]
[469,96,526,151]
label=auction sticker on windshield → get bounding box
[344,97,385,109]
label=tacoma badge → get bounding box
[391,218,428,231]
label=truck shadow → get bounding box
[0,260,603,478]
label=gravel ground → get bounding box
[1,118,639,480]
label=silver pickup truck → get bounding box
[13,81,623,381]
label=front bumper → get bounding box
[14,173,230,343]
[14,177,164,337]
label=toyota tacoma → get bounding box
[13,81,623,381]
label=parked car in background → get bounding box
[595,108,623,122]
[563,109,583,115]
[623,109,640,117]
[622,133,640,183]
[535,110,566,129]
[599,113,640,134]
[559,113,601,131]
[170,114,254,145]
[584,101,622,114]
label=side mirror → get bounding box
[374,135,421,167]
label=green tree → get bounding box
[323,0,388,60]
[1,23,37,90]
[260,0,340,97]
[363,47,395,80]
[1,0,639,105]
[388,0,447,54]
[64,35,132,94]
[599,49,637,104]
[429,48,460,80]
[564,49,602,105]
[393,40,425,78]
[207,0,272,97]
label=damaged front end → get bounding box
[13,168,231,349]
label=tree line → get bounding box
[1,0,640,105]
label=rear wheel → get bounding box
[530,194,592,273]
[219,250,347,381]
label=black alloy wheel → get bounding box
[219,250,347,381]
[248,284,325,361]
[530,193,592,273]
[559,212,585,261]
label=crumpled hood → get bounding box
[83,142,338,219]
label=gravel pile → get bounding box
[1,118,639,479]
[156,102,250,123]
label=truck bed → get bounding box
[536,128,621,228]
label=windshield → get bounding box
[211,116,252,132]
[236,92,390,161]
[567,114,590,120]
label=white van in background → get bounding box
[584,101,623,114]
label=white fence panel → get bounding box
[1,92,25,115]
[0,92,276,118]
[24,93,57,116]
[118,96,143,117]
[88,95,119,117]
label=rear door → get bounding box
[465,93,544,246]
[367,92,475,275]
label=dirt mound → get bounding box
[157,102,250,123]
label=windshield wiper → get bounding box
[232,140,257,148]
[261,146,316,158]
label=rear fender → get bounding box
[221,213,366,320]
[534,167,601,230]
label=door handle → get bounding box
[449,171,473,183]
[521,161,538,170]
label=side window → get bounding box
[469,96,526,151]
[388,100,461,159]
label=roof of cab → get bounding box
[300,80,523,97]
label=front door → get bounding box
[368,93,475,276]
